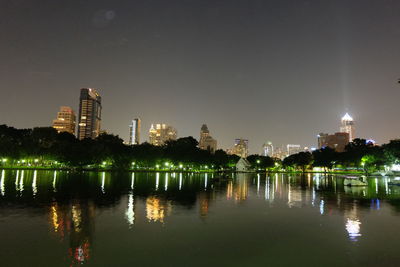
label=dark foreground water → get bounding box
[1,170,400,266]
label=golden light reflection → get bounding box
[146,196,171,223]
[199,193,209,217]
[226,181,233,200]
[72,205,82,232]
[51,204,60,232]
[234,176,248,202]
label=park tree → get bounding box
[312,147,336,172]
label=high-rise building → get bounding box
[149,123,177,146]
[287,144,301,156]
[318,132,349,152]
[199,124,217,153]
[129,118,141,145]
[228,138,249,158]
[262,142,274,157]
[272,146,286,159]
[340,113,355,141]
[52,106,76,135]
[77,88,102,140]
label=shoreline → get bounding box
[0,166,385,176]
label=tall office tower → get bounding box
[52,106,76,135]
[148,123,177,146]
[272,147,286,159]
[129,118,141,145]
[287,144,301,156]
[77,88,102,140]
[340,113,355,141]
[229,138,249,158]
[262,142,274,157]
[199,124,217,153]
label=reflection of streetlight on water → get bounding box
[346,218,361,242]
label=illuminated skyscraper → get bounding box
[229,138,248,158]
[287,144,301,156]
[340,113,355,141]
[129,118,141,145]
[52,106,76,135]
[77,88,102,140]
[262,142,274,157]
[148,123,177,146]
[199,124,217,153]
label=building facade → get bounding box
[318,132,349,152]
[287,144,302,156]
[340,113,355,141]
[129,118,141,145]
[272,147,286,159]
[148,123,177,146]
[262,142,274,157]
[228,138,249,158]
[199,124,217,153]
[77,88,102,140]
[52,106,76,135]
[236,158,252,172]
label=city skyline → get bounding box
[15,85,373,154]
[1,1,400,153]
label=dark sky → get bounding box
[1,0,400,153]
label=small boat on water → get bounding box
[343,176,367,187]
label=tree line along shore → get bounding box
[1,124,400,175]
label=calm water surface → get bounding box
[1,170,400,266]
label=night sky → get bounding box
[1,0,400,153]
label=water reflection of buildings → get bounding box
[125,173,136,228]
[225,174,249,202]
[146,196,172,223]
[198,192,213,218]
[5,169,400,254]
[49,200,95,265]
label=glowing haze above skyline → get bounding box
[1,0,400,153]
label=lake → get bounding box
[0,170,400,266]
